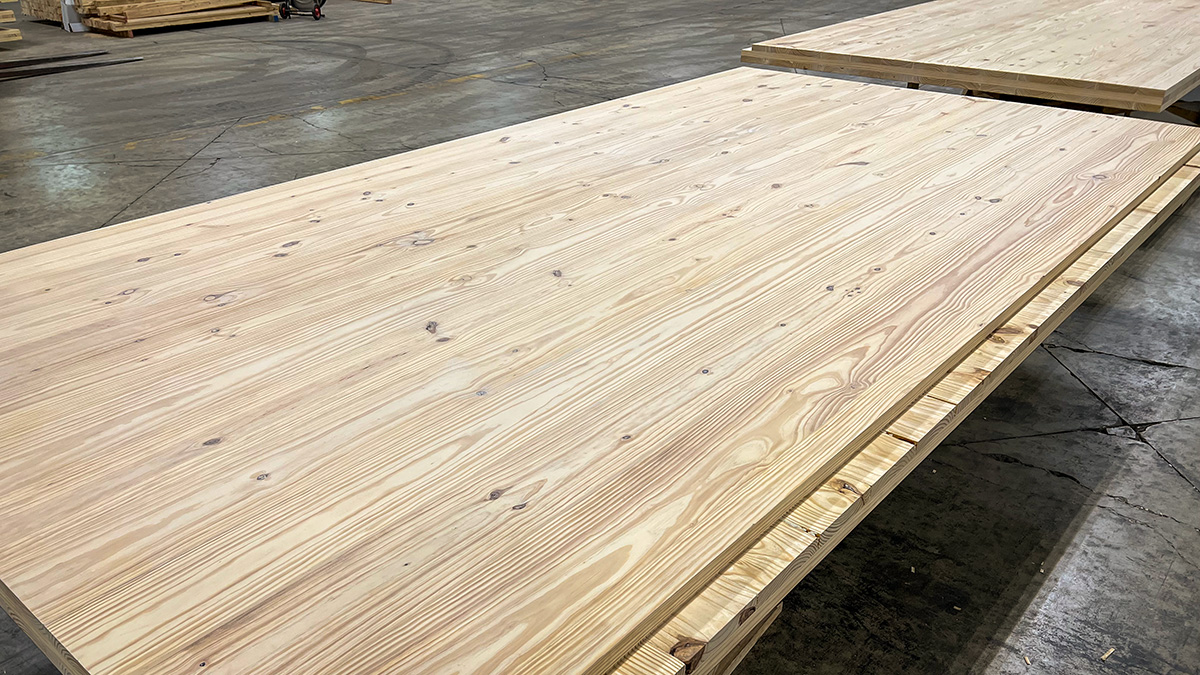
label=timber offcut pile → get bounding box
[78,0,277,37]
[0,68,1198,675]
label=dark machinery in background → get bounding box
[278,0,325,20]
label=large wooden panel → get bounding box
[615,159,1200,675]
[744,0,1200,112]
[1,68,1197,675]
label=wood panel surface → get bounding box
[116,0,263,20]
[744,0,1200,112]
[1,68,1198,675]
[615,158,1200,675]
[82,2,276,33]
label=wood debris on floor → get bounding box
[77,0,278,37]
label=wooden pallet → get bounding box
[743,0,1200,113]
[615,158,1200,675]
[82,0,276,36]
[1,68,1198,675]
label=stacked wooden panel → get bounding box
[78,0,276,36]
[0,5,18,42]
[616,158,1200,675]
[17,0,57,23]
[1,68,1198,675]
[743,0,1200,113]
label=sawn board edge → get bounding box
[741,48,1169,112]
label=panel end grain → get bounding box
[0,579,88,675]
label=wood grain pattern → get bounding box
[115,0,264,21]
[82,1,276,32]
[744,0,1200,112]
[615,158,1200,675]
[709,603,780,675]
[1,68,1198,675]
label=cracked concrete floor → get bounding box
[0,0,1197,674]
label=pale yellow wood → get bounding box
[1,69,1198,675]
[112,0,267,20]
[0,26,19,40]
[614,160,1200,675]
[0,9,15,21]
[744,0,1200,112]
[18,0,59,21]
[704,603,781,675]
[83,1,274,31]
[0,580,86,675]
[621,649,685,675]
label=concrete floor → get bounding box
[0,1,1197,673]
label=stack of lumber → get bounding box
[1,68,1198,675]
[17,0,58,23]
[77,0,276,37]
[742,0,1200,114]
[0,6,18,43]
[617,157,1200,675]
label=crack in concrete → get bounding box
[293,115,369,151]
[169,158,221,181]
[979,452,1087,487]
[1094,503,1200,567]
[476,67,613,107]
[967,445,1197,529]
[101,117,244,227]
[955,426,1114,445]
[1101,494,1198,531]
[1142,443,1200,495]
[927,454,1091,507]
[1048,343,1196,371]
[522,60,572,109]
[1136,415,1200,431]
[1156,530,1200,570]
[1044,347,1200,496]
[213,139,283,156]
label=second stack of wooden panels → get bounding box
[743,0,1200,112]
